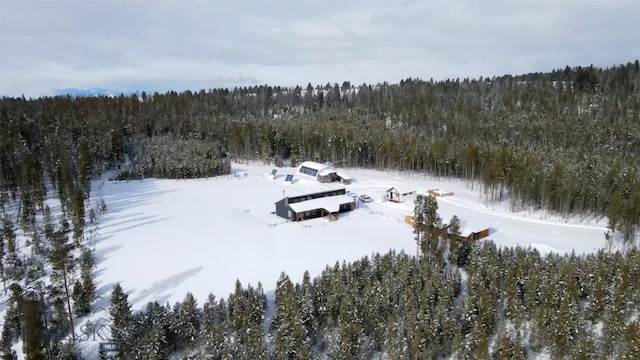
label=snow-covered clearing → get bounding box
[92,161,607,303]
[5,162,610,357]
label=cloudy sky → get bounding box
[1,0,639,97]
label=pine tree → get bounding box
[0,322,17,360]
[296,271,316,344]
[569,335,596,360]
[620,320,640,359]
[43,205,55,240]
[492,329,525,360]
[448,215,462,241]
[80,268,95,312]
[201,294,230,359]
[413,195,443,262]
[273,273,309,360]
[413,195,427,258]
[21,292,46,360]
[48,229,75,341]
[424,195,443,261]
[173,292,200,351]
[47,341,74,359]
[110,283,133,359]
[50,296,70,339]
[30,228,44,258]
[77,138,92,198]
[447,215,463,267]
[215,299,233,359]
[140,322,166,360]
[0,217,9,294]
[2,216,21,282]
[71,186,86,244]
[473,333,490,359]
[72,280,86,316]
[72,248,95,316]
[242,284,268,360]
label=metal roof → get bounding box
[387,186,416,195]
[288,194,355,213]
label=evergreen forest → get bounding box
[0,61,639,358]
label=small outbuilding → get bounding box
[461,228,490,242]
[427,189,454,197]
[297,161,352,184]
[385,186,416,203]
[275,188,356,222]
[405,215,491,242]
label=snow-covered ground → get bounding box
[6,162,611,357]
[88,162,607,307]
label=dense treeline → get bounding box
[0,202,105,359]
[115,135,230,180]
[104,243,640,359]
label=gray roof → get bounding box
[288,194,355,213]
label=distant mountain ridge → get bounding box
[53,87,133,97]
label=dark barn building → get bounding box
[275,188,356,221]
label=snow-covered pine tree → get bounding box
[413,195,443,262]
[173,292,201,352]
[621,320,640,359]
[21,291,46,360]
[110,283,133,359]
[492,328,525,360]
[200,294,231,359]
[447,215,462,267]
[242,284,267,360]
[2,216,22,282]
[273,273,309,360]
[138,322,166,360]
[72,280,86,316]
[70,249,95,315]
[0,217,8,294]
[295,271,316,344]
[48,228,76,341]
[0,322,17,360]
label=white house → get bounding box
[385,186,416,203]
[297,161,352,184]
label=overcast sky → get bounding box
[1,0,639,97]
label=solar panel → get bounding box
[270,169,277,176]
[285,174,294,182]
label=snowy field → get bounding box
[87,162,608,308]
[8,162,611,357]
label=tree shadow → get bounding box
[102,189,177,215]
[102,216,172,236]
[98,179,179,216]
[99,214,165,232]
[94,245,123,263]
[129,266,204,306]
[100,211,144,224]
[93,234,113,245]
